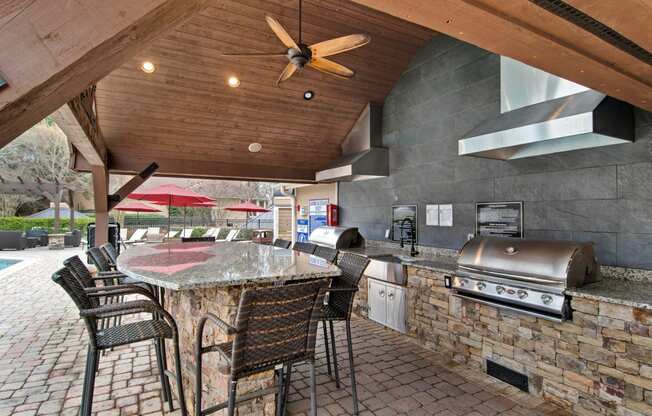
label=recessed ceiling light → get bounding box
[228,76,240,88]
[303,90,315,100]
[248,142,262,153]
[141,61,155,73]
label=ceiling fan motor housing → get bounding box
[289,44,312,68]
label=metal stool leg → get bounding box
[275,366,285,416]
[328,321,340,388]
[81,346,99,416]
[322,321,332,379]
[346,320,359,416]
[280,363,293,416]
[154,339,172,407]
[172,333,188,416]
[309,361,317,416]
[227,379,238,416]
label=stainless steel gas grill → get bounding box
[451,237,600,321]
[308,226,362,249]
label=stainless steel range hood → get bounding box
[316,103,388,182]
[459,57,634,160]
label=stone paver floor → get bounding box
[0,247,567,415]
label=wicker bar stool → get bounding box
[321,253,370,416]
[52,267,187,416]
[272,239,292,249]
[100,242,119,266]
[292,241,317,254]
[194,280,328,416]
[313,246,338,264]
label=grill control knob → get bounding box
[541,294,553,305]
[461,279,469,287]
[517,290,528,299]
[477,282,486,291]
[496,286,505,294]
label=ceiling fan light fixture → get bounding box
[228,76,241,88]
[248,142,262,153]
[141,61,156,73]
[303,90,315,100]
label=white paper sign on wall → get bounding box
[426,204,439,226]
[439,204,453,227]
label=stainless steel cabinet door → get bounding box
[386,283,407,333]
[368,279,387,326]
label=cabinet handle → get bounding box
[388,293,395,300]
[379,290,385,298]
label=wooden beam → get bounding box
[0,0,208,149]
[74,153,317,183]
[91,165,109,246]
[350,0,652,111]
[108,162,159,210]
[51,86,107,166]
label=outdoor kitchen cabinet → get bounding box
[368,279,407,333]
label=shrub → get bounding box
[191,227,207,238]
[0,217,94,234]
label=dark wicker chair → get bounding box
[292,241,317,254]
[100,243,119,267]
[194,280,328,416]
[272,239,292,249]
[321,253,370,416]
[87,246,114,272]
[52,267,187,416]
[313,246,338,264]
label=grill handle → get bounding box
[457,265,562,286]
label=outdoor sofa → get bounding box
[0,231,27,250]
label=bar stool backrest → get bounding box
[87,247,112,272]
[313,246,338,264]
[100,243,118,265]
[328,253,370,320]
[230,280,327,379]
[63,256,101,308]
[52,267,98,343]
[273,239,292,249]
[292,241,317,254]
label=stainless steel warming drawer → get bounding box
[451,237,600,322]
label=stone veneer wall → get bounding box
[338,33,652,269]
[356,267,652,415]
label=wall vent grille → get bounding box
[530,0,652,65]
[486,360,529,392]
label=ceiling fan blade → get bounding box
[276,62,298,86]
[265,16,299,50]
[221,52,287,58]
[310,34,371,58]
[308,57,354,79]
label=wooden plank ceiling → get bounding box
[352,0,652,114]
[94,0,434,182]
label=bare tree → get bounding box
[0,119,91,230]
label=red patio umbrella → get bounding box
[113,200,162,226]
[129,184,214,236]
[224,201,270,228]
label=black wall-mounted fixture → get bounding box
[303,90,314,100]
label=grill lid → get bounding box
[458,237,599,286]
[308,226,360,249]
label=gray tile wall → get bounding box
[339,35,652,269]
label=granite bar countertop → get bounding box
[566,279,652,309]
[117,241,340,291]
[340,246,457,273]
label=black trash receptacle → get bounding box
[86,223,121,262]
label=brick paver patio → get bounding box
[0,247,567,415]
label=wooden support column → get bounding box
[91,166,109,246]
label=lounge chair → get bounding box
[146,227,162,243]
[180,228,194,239]
[202,227,218,238]
[164,230,179,240]
[124,228,147,245]
[216,229,239,242]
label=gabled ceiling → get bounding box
[94,0,434,182]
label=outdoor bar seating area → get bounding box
[49,237,370,416]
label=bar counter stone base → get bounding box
[355,266,652,416]
[164,286,276,416]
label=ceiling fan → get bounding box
[221,0,371,86]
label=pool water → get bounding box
[0,259,20,271]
